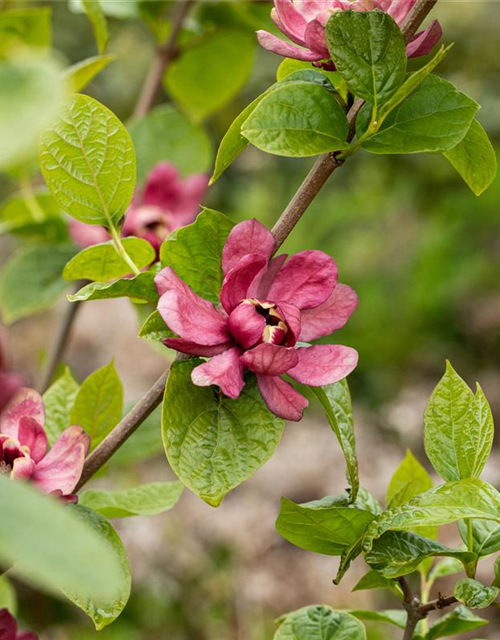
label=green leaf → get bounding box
[159,208,234,304]
[458,519,500,558]
[164,28,255,122]
[68,272,159,304]
[63,238,155,282]
[43,367,80,446]
[444,119,497,196]
[428,557,465,583]
[71,361,123,450]
[349,610,406,629]
[274,606,366,640]
[312,380,359,501]
[130,105,213,183]
[39,93,136,227]
[0,7,51,55]
[64,505,130,629]
[426,605,487,640]
[0,475,123,603]
[0,576,17,614]
[79,481,184,518]
[162,360,284,507]
[242,82,349,157]
[326,9,406,108]
[387,450,434,508]
[358,75,479,155]
[138,309,173,342]
[275,497,374,556]
[424,362,494,482]
[110,405,163,467]
[454,578,498,609]
[82,0,109,54]
[0,191,67,243]
[276,59,342,90]
[352,570,403,598]
[64,54,116,92]
[0,244,75,324]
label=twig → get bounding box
[419,595,458,616]
[399,577,458,640]
[133,0,194,120]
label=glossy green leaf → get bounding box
[387,450,433,508]
[82,0,109,54]
[274,606,366,640]
[138,310,173,342]
[458,519,500,558]
[162,360,284,507]
[352,570,403,598]
[242,82,349,157]
[43,368,80,446]
[64,54,115,92]
[326,9,406,107]
[64,505,130,629]
[159,208,234,304]
[39,93,136,227]
[312,380,359,501]
[0,7,51,55]
[454,578,498,609]
[63,238,155,282]
[71,361,123,450]
[0,244,75,324]
[130,105,213,183]
[426,605,487,640]
[80,481,184,518]
[0,576,16,614]
[444,119,497,196]
[349,610,406,629]
[68,272,158,304]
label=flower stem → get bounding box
[109,224,141,276]
[19,175,45,223]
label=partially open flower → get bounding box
[156,219,358,421]
[0,388,89,497]
[0,609,38,640]
[257,0,443,67]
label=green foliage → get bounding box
[428,558,465,583]
[138,310,173,341]
[0,576,17,614]
[64,54,116,92]
[43,367,80,446]
[454,578,499,609]
[82,0,109,54]
[162,360,284,507]
[387,450,433,508]
[352,570,403,598]
[71,361,123,450]
[0,7,51,55]
[0,190,67,242]
[274,606,366,640]
[39,94,136,227]
[110,405,164,467]
[68,272,159,304]
[458,519,500,558]
[426,605,487,640]
[349,610,406,629]
[160,208,234,303]
[80,481,184,518]
[0,243,75,324]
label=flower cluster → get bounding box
[156,219,358,421]
[0,388,89,498]
[0,610,37,640]
[257,0,443,67]
[70,162,209,255]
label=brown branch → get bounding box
[419,595,458,616]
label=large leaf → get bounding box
[358,75,479,154]
[43,367,80,446]
[64,505,130,629]
[68,272,159,304]
[39,93,136,226]
[242,82,349,157]
[0,7,51,55]
[454,578,498,609]
[444,119,497,196]
[0,244,75,324]
[82,0,109,54]
[64,54,115,92]
[130,105,213,183]
[159,208,234,304]
[326,9,406,108]
[458,518,500,558]
[274,606,366,640]
[164,28,255,122]
[63,238,155,282]
[424,362,494,482]
[71,361,123,450]
[162,360,284,507]
[312,380,359,501]
[426,605,487,640]
[80,481,184,518]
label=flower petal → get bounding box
[276,301,301,346]
[18,416,47,463]
[247,254,288,300]
[142,161,181,209]
[191,347,245,400]
[0,608,17,640]
[268,250,338,310]
[304,19,330,57]
[257,30,324,61]
[386,0,416,24]
[406,20,443,58]
[222,219,275,277]
[220,254,267,314]
[228,302,266,349]
[256,375,308,421]
[287,345,358,386]
[163,338,234,357]
[32,426,90,495]
[10,455,36,481]
[241,343,299,376]
[299,283,358,341]
[0,388,45,440]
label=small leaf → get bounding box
[387,450,433,508]
[71,361,123,450]
[352,570,403,598]
[82,0,109,54]
[79,481,184,518]
[426,605,487,640]
[138,310,173,342]
[428,557,464,583]
[274,606,366,640]
[43,368,80,446]
[68,272,159,304]
[63,238,155,282]
[458,519,500,558]
[349,610,406,629]
[454,578,498,609]
[64,54,115,92]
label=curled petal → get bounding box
[0,388,45,440]
[18,416,47,463]
[276,301,301,346]
[304,19,330,57]
[257,30,324,61]
[256,375,308,422]
[247,254,288,300]
[0,608,17,640]
[241,343,299,376]
[287,345,358,386]
[220,254,267,314]
[222,219,275,277]
[11,456,36,481]
[191,347,245,400]
[228,303,266,349]
[163,338,234,357]
[299,283,358,341]
[407,20,443,58]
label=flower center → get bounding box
[0,437,28,471]
[244,299,289,345]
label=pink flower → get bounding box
[0,345,22,413]
[155,220,358,422]
[257,0,443,67]
[0,609,38,640]
[0,388,90,497]
[70,162,209,255]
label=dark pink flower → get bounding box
[156,220,358,422]
[257,0,442,67]
[0,609,38,640]
[0,388,89,497]
[70,162,209,255]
